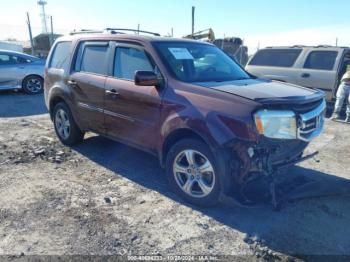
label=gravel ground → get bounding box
[0,92,349,261]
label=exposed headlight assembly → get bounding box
[254,110,297,139]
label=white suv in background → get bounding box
[245,46,350,102]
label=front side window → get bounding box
[16,56,31,64]
[154,42,250,82]
[114,47,154,80]
[303,51,338,70]
[249,49,302,67]
[50,41,71,69]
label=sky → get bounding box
[1,0,349,54]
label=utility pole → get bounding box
[240,38,244,65]
[137,23,140,35]
[171,28,173,37]
[221,34,225,49]
[37,0,48,33]
[26,12,34,55]
[191,6,195,36]
[336,37,338,47]
[49,15,54,47]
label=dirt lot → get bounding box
[0,92,349,260]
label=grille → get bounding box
[297,99,326,141]
[293,99,323,114]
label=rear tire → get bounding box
[22,75,43,94]
[53,102,84,145]
[166,138,224,207]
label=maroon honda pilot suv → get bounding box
[44,31,326,206]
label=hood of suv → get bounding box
[194,79,324,104]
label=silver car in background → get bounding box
[0,50,45,94]
[245,46,350,102]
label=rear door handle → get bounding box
[67,80,78,87]
[105,89,119,97]
[301,73,310,78]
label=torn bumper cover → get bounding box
[273,151,319,171]
[229,139,312,186]
[229,141,321,207]
[226,100,326,206]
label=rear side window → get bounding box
[50,42,71,69]
[80,46,108,74]
[74,42,109,75]
[0,54,12,65]
[249,49,302,67]
[303,51,338,70]
[114,47,154,80]
[0,54,31,65]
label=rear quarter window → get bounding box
[49,41,72,70]
[249,49,302,67]
[303,51,338,70]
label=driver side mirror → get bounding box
[134,71,161,86]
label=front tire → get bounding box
[53,102,84,145]
[22,75,44,94]
[166,138,223,206]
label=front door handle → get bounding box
[301,73,310,78]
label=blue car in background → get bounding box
[0,50,45,94]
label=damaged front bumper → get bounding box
[225,98,326,208]
[229,140,320,209]
[230,138,311,185]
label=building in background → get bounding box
[0,40,24,52]
[23,33,61,57]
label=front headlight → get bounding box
[254,110,297,139]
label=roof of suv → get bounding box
[57,33,211,45]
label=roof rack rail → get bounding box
[70,29,103,35]
[315,45,333,48]
[104,28,160,36]
[265,45,305,48]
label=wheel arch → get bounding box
[49,95,66,119]
[160,128,213,168]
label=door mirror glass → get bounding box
[134,71,160,86]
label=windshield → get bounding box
[153,41,250,82]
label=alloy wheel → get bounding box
[173,149,215,198]
[55,109,70,140]
[26,78,42,93]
